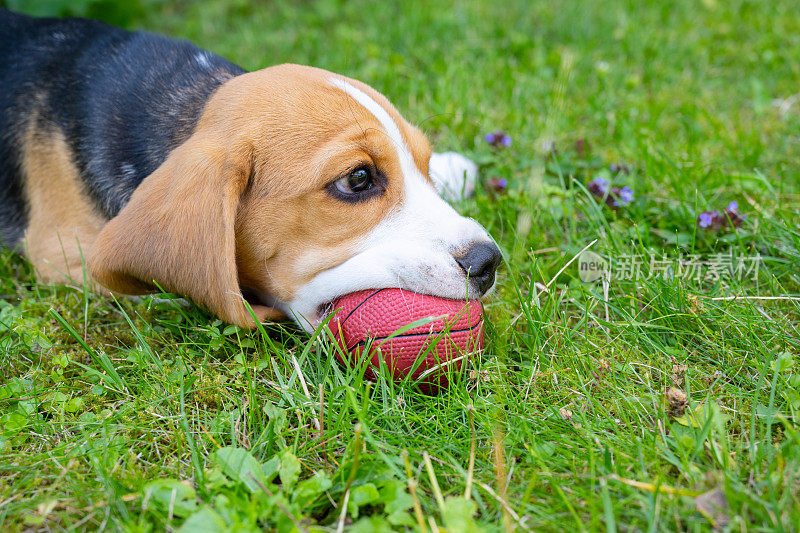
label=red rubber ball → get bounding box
[327,288,484,386]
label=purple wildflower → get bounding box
[722,200,746,228]
[485,176,508,196]
[485,130,512,148]
[588,176,610,196]
[698,211,717,228]
[613,186,634,206]
[588,177,634,208]
[698,201,746,231]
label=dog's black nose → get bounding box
[455,242,502,295]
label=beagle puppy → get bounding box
[0,10,501,332]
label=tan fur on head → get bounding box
[88,64,432,327]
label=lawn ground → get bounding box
[1,0,799,531]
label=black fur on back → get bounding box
[0,9,246,248]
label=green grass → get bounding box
[2,0,800,530]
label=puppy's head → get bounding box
[89,64,500,331]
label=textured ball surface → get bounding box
[327,288,484,386]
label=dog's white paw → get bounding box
[429,151,478,202]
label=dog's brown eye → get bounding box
[327,165,385,203]
[335,167,373,194]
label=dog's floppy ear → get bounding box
[89,134,259,328]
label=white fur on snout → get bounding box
[286,78,493,331]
